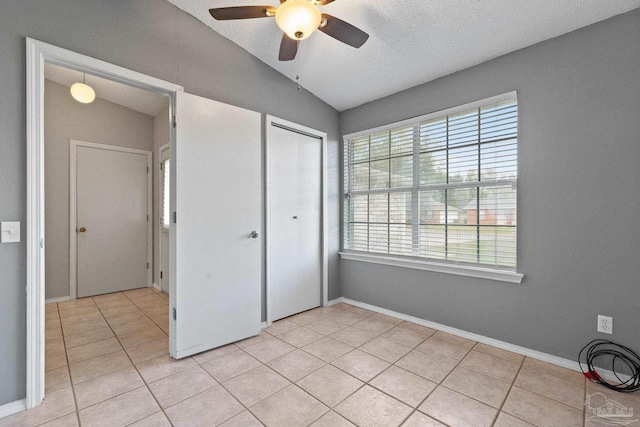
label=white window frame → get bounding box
[340,92,523,284]
[160,144,171,231]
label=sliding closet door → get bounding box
[172,92,261,358]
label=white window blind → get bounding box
[161,158,171,228]
[343,95,518,269]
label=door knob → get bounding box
[249,231,259,239]
[78,227,87,233]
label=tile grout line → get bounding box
[49,300,591,427]
[362,329,442,427]
[55,290,170,425]
[402,335,474,427]
[68,294,140,421]
[362,326,439,427]
[117,290,176,426]
[287,315,441,425]
[40,303,81,427]
[505,360,589,418]
[490,349,525,427]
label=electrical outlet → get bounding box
[597,315,613,334]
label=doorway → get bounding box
[28,38,264,408]
[27,38,182,408]
[266,116,329,324]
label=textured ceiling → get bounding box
[169,0,640,111]
[45,63,169,116]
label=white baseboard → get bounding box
[0,399,26,420]
[327,297,344,307]
[335,297,628,384]
[45,296,71,304]
[261,321,268,329]
[152,283,161,291]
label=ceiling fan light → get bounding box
[70,82,96,104]
[275,0,321,41]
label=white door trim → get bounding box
[265,115,328,326]
[69,140,153,299]
[26,37,183,409]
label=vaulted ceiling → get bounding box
[169,0,640,111]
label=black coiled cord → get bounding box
[578,339,640,393]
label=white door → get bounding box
[173,92,262,359]
[159,146,170,294]
[269,124,322,321]
[75,144,150,298]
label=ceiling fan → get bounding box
[209,0,369,61]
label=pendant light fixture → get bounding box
[70,73,96,104]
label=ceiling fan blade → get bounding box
[319,14,369,48]
[209,6,276,20]
[279,34,298,61]
[316,0,336,5]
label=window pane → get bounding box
[390,192,412,224]
[480,101,517,143]
[352,195,368,223]
[391,155,413,188]
[351,136,369,163]
[480,139,517,181]
[389,192,413,255]
[420,117,447,152]
[480,226,517,267]
[349,223,368,252]
[446,187,475,222]
[369,159,389,189]
[448,109,479,147]
[419,225,446,260]
[419,191,446,224]
[448,145,478,183]
[368,224,388,253]
[351,163,369,191]
[390,224,413,255]
[446,225,479,263]
[420,151,446,186]
[369,193,388,224]
[162,159,170,227]
[391,126,414,157]
[369,131,389,161]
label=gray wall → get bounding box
[44,80,155,300]
[0,0,339,406]
[340,9,640,361]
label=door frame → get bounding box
[265,115,328,326]
[26,38,182,408]
[69,140,153,298]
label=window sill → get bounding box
[339,252,524,284]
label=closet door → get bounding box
[269,124,322,321]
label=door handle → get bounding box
[249,231,259,239]
[78,227,87,233]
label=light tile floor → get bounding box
[2,290,638,426]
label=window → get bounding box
[161,158,170,228]
[343,93,518,273]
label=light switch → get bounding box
[1,221,20,243]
